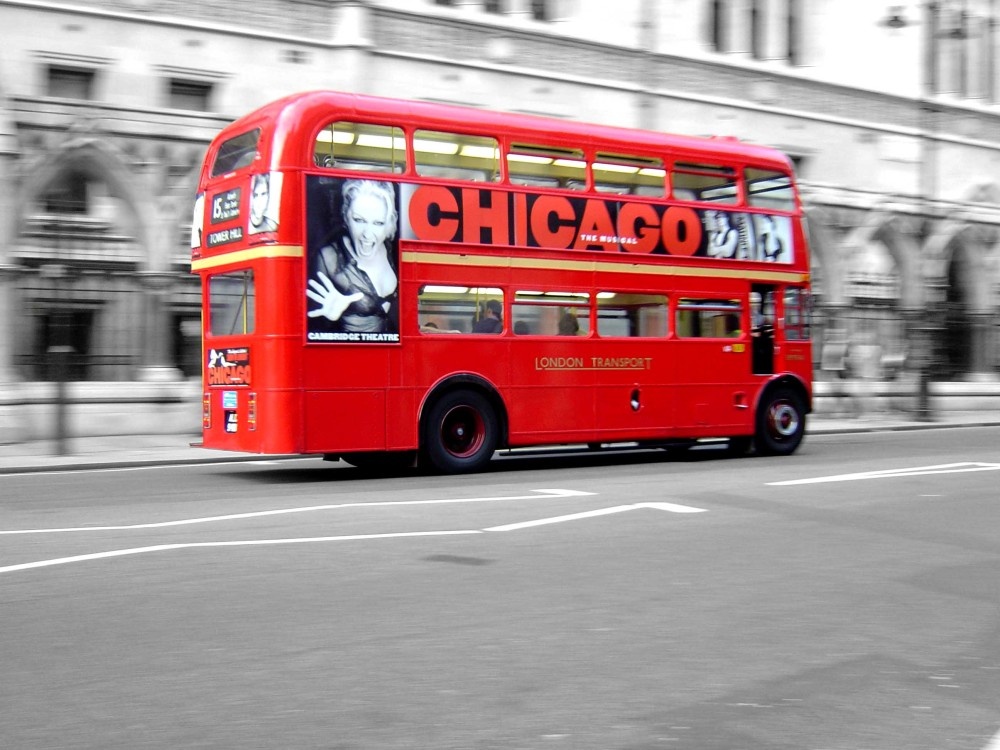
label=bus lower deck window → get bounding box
[208,270,255,336]
[676,298,742,338]
[596,293,668,337]
[512,291,590,336]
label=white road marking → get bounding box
[768,462,1000,486]
[983,727,1000,750]
[486,502,707,532]
[0,531,482,574]
[0,489,595,535]
[0,497,707,576]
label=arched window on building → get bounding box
[17,161,144,382]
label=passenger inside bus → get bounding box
[558,310,580,336]
[472,299,503,334]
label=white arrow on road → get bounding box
[768,462,1000,486]
[486,502,707,532]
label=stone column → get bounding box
[136,172,182,382]
[136,272,182,382]
[0,117,25,441]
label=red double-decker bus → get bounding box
[191,90,812,472]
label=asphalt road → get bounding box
[2,428,1000,749]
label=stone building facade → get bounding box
[1,0,998,437]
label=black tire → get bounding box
[726,436,753,456]
[422,390,498,473]
[755,386,806,456]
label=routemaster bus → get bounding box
[191,90,812,473]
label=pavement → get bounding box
[2,409,999,474]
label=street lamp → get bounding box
[39,263,73,455]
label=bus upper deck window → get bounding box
[413,130,500,182]
[593,153,665,197]
[745,168,796,212]
[671,162,738,204]
[507,143,586,191]
[315,122,407,173]
[211,129,261,177]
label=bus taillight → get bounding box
[203,393,212,429]
[248,392,257,431]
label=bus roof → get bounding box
[221,90,794,174]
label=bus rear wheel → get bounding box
[423,390,498,473]
[755,386,805,456]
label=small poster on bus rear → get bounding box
[207,347,252,386]
[305,177,400,344]
[248,172,281,235]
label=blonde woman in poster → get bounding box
[306,178,399,337]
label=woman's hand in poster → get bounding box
[307,271,363,323]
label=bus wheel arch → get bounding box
[754,376,810,456]
[419,377,507,473]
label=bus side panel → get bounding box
[777,339,814,405]
[670,338,755,435]
[300,348,391,452]
[385,386,417,451]
[592,339,676,441]
[397,336,513,442]
[303,390,386,452]
[202,328,305,453]
[506,339,597,446]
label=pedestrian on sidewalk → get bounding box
[850,330,883,418]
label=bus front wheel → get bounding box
[423,390,498,473]
[755,387,805,456]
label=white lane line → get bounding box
[768,462,1000,486]
[0,531,482,575]
[486,502,707,532]
[984,727,1000,750]
[0,489,595,535]
[0,499,707,576]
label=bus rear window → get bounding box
[209,270,255,336]
[746,168,796,211]
[211,129,261,177]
